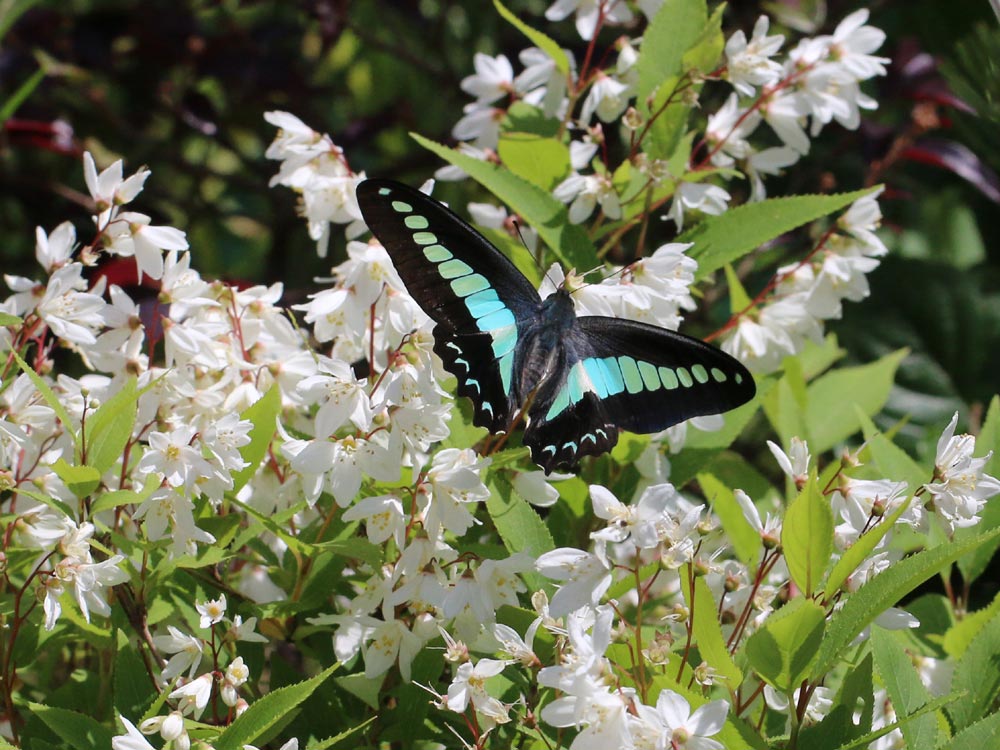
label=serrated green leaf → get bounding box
[486,475,554,592]
[83,376,137,475]
[782,477,833,597]
[413,133,599,271]
[26,703,112,750]
[636,0,707,103]
[830,694,958,750]
[308,716,377,750]
[498,133,570,191]
[51,458,101,498]
[232,384,280,493]
[681,569,743,687]
[493,0,569,74]
[214,664,339,750]
[944,708,1000,750]
[822,484,917,600]
[872,628,939,748]
[114,629,157,719]
[949,608,1000,731]
[683,188,879,281]
[745,597,826,692]
[814,526,1000,679]
[762,360,808,448]
[805,348,908,453]
[9,348,79,450]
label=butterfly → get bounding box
[356,179,756,474]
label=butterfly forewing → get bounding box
[356,179,541,432]
[524,316,756,472]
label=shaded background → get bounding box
[3,0,1000,453]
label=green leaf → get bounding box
[681,2,726,73]
[493,0,569,74]
[781,477,833,597]
[214,664,339,750]
[498,133,570,191]
[872,628,939,748]
[0,66,45,123]
[682,569,743,687]
[744,597,826,693]
[830,694,958,750]
[945,709,1000,750]
[814,526,1000,679]
[51,458,101,499]
[26,703,112,750]
[308,716,378,750]
[0,312,23,326]
[114,629,157,720]
[232,384,281,494]
[699,472,760,563]
[9,348,79,450]
[312,537,383,569]
[486,475,554,592]
[83,376,137,475]
[822,484,918,599]
[412,133,599,271]
[724,263,752,311]
[762,359,808,448]
[948,608,1000,731]
[682,188,879,281]
[635,0,707,103]
[805,348,908,453]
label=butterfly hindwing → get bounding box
[356,179,541,431]
[524,316,756,472]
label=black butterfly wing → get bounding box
[524,316,756,473]
[356,179,542,432]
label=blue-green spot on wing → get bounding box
[356,179,542,432]
[523,316,756,473]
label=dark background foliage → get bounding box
[2,0,999,442]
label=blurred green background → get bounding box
[3,0,1000,454]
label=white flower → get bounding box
[419,448,492,539]
[196,594,227,629]
[138,711,186,744]
[516,46,573,118]
[828,9,890,81]
[342,494,407,546]
[35,222,77,273]
[492,621,541,667]
[461,53,514,103]
[925,412,1000,532]
[446,658,510,721]
[545,0,634,41]
[535,547,612,616]
[221,656,249,706]
[169,673,214,719]
[667,182,730,231]
[297,358,373,437]
[35,264,106,346]
[734,489,781,548]
[452,103,504,149]
[580,73,631,124]
[83,151,150,226]
[767,438,810,485]
[554,173,622,224]
[112,717,156,750]
[512,470,560,507]
[152,625,205,683]
[647,690,729,750]
[725,15,785,96]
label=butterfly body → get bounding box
[356,179,756,473]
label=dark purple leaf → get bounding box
[902,138,1000,203]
